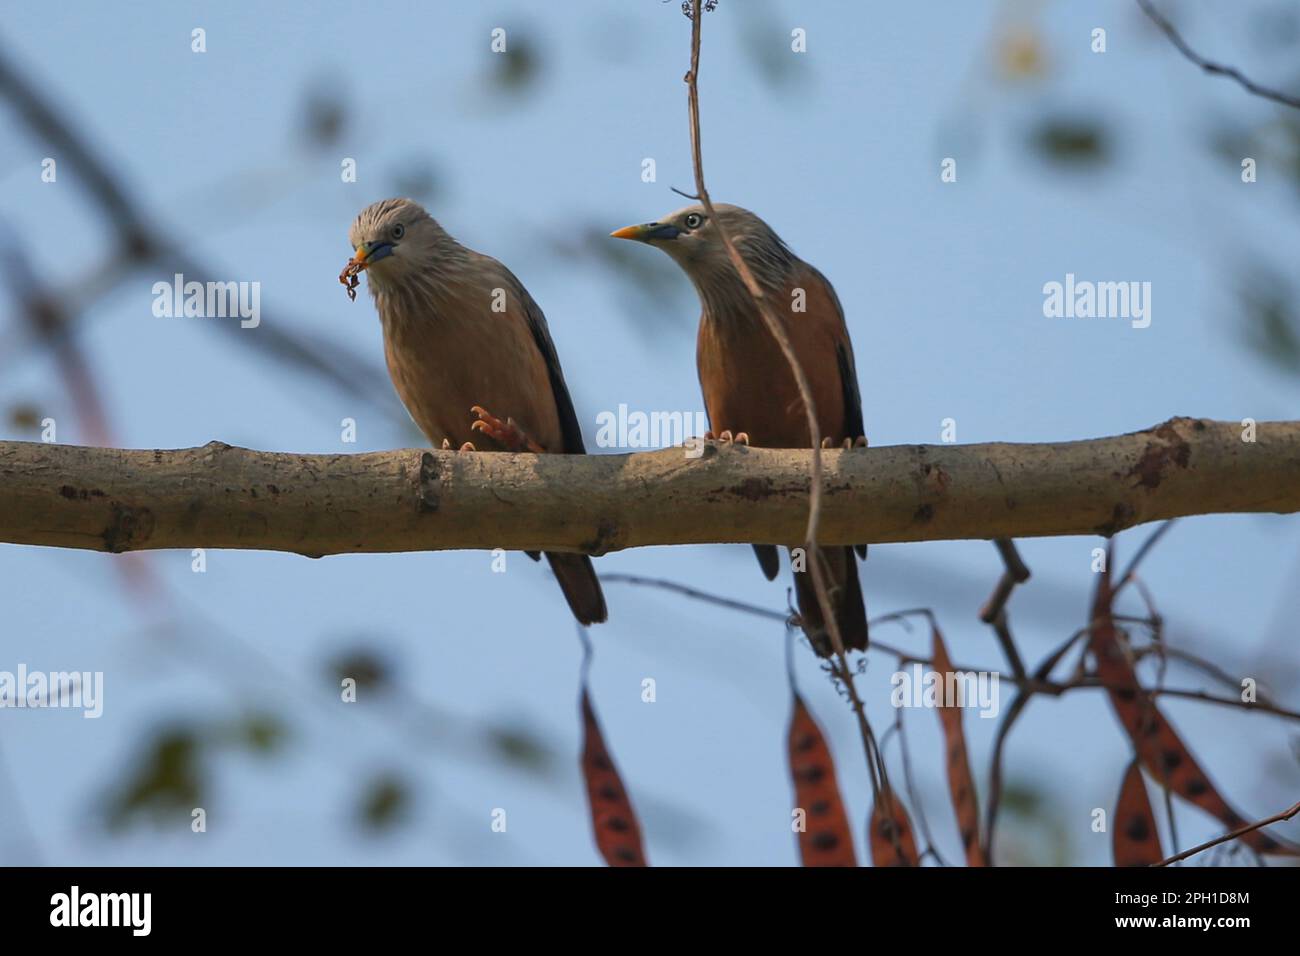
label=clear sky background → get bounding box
[1,0,1298,866]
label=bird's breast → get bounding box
[379,298,561,451]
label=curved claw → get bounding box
[711,429,750,445]
[470,404,545,453]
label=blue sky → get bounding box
[1,0,1298,865]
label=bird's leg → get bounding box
[470,405,546,453]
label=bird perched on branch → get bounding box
[343,198,606,626]
[611,203,867,655]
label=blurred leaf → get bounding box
[233,712,287,755]
[301,80,347,147]
[1209,123,1254,164]
[357,773,410,832]
[8,402,41,431]
[489,724,552,771]
[1000,780,1043,817]
[490,33,540,94]
[735,1,800,90]
[1250,5,1300,50]
[1239,269,1300,374]
[389,158,442,205]
[997,25,1047,81]
[329,649,390,694]
[1029,117,1109,167]
[1209,114,1300,196]
[105,726,204,830]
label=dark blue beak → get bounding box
[354,240,395,266]
[610,222,681,242]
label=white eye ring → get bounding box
[392,223,406,240]
[684,213,703,229]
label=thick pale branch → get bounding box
[0,418,1295,557]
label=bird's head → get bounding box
[346,198,450,292]
[610,203,791,290]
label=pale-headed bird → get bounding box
[611,203,866,654]
[345,198,607,626]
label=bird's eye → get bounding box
[392,223,406,240]
[684,213,703,230]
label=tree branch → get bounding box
[1153,799,1300,867]
[1137,0,1300,111]
[0,417,1295,557]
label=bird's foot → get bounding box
[441,438,479,452]
[704,430,750,445]
[470,405,546,453]
[821,435,869,450]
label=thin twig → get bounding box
[602,572,790,622]
[890,705,948,866]
[988,610,1027,681]
[1154,800,1300,866]
[680,0,887,799]
[983,624,1092,861]
[1114,519,1177,596]
[605,573,1300,720]
[1136,0,1300,111]
[979,540,1030,680]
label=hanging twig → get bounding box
[1136,0,1300,111]
[678,0,889,800]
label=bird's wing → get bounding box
[806,264,867,561]
[806,264,865,444]
[503,270,587,455]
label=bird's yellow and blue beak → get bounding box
[610,222,681,242]
[352,239,396,267]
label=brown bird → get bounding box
[611,203,866,655]
[345,197,606,625]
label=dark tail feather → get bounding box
[792,546,867,656]
[752,544,780,581]
[545,552,608,626]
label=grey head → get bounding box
[347,198,467,294]
[609,202,798,306]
